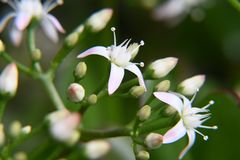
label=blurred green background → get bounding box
[1,0,240,159]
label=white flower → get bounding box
[178,75,205,96]
[0,0,65,45]
[77,27,146,95]
[153,91,217,159]
[152,0,205,22]
[0,63,18,97]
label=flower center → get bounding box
[108,27,145,67]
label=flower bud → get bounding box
[0,63,18,97]
[32,49,42,61]
[74,62,87,79]
[0,40,5,52]
[155,80,170,92]
[130,86,145,98]
[9,120,22,137]
[87,94,98,105]
[86,8,113,32]
[178,75,205,96]
[137,150,150,160]
[14,152,27,160]
[21,125,31,135]
[137,105,151,121]
[48,110,81,144]
[0,124,5,146]
[67,83,85,103]
[66,32,79,47]
[145,133,163,149]
[162,105,177,117]
[85,140,111,159]
[148,57,178,79]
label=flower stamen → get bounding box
[190,88,199,103]
[199,125,218,130]
[111,27,116,46]
[134,62,144,67]
[194,129,208,141]
[202,100,214,110]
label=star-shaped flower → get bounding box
[153,91,217,159]
[0,0,65,45]
[77,27,146,95]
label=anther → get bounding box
[140,62,144,67]
[111,27,116,32]
[203,136,208,141]
[140,40,144,46]
[209,100,215,105]
[134,62,144,67]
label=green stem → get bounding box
[26,24,65,110]
[80,127,132,141]
[0,51,35,77]
[27,24,42,72]
[229,0,240,12]
[40,74,65,110]
[0,99,7,121]
[138,116,177,135]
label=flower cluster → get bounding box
[0,1,218,160]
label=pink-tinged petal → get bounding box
[47,14,65,33]
[77,46,109,60]
[10,26,22,46]
[108,63,124,95]
[125,63,146,91]
[163,120,186,144]
[15,12,31,30]
[153,92,183,113]
[0,12,15,32]
[41,18,58,43]
[179,130,196,159]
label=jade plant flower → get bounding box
[0,0,65,45]
[78,27,146,95]
[153,91,217,159]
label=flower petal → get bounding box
[10,26,22,46]
[15,12,31,30]
[47,14,65,33]
[153,92,183,113]
[77,46,109,60]
[163,119,187,144]
[179,130,196,159]
[125,63,146,91]
[0,12,15,32]
[41,17,58,42]
[108,63,124,95]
